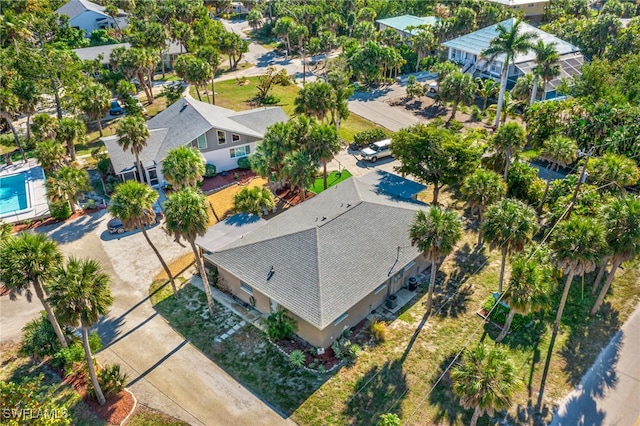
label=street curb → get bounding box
[120,388,137,426]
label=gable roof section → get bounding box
[55,0,116,20]
[73,43,131,64]
[442,18,580,64]
[102,128,169,175]
[376,15,439,32]
[228,107,290,135]
[486,0,548,5]
[202,171,428,330]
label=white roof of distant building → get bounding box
[55,0,126,20]
[485,0,549,5]
[376,15,439,33]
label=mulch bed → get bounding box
[200,168,256,193]
[274,187,315,207]
[11,208,104,233]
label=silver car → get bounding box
[360,139,393,163]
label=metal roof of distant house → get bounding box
[73,43,130,64]
[202,171,428,330]
[102,97,288,175]
[376,15,439,32]
[55,0,126,20]
[485,0,548,5]
[442,18,580,64]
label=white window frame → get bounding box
[374,283,387,295]
[230,145,251,158]
[217,130,227,145]
[197,134,207,149]
[231,133,241,142]
[334,312,349,326]
[240,282,253,295]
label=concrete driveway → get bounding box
[0,211,292,425]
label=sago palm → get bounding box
[482,198,539,293]
[116,115,150,184]
[109,181,179,296]
[461,169,506,245]
[0,232,67,348]
[163,188,215,315]
[161,146,205,190]
[48,257,113,405]
[409,208,462,312]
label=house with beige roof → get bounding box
[197,171,431,348]
[485,0,549,17]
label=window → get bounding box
[240,282,253,295]
[334,312,349,326]
[374,283,387,295]
[232,133,241,142]
[230,145,251,158]
[217,130,226,145]
[197,134,207,149]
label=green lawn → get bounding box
[309,169,352,194]
[339,114,387,142]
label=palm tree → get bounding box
[305,122,341,190]
[440,71,478,126]
[591,196,640,315]
[461,169,507,246]
[451,344,519,426]
[109,181,179,297]
[482,198,539,293]
[481,19,537,128]
[476,78,499,111]
[46,166,91,213]
[161,146,205,190]
[57,117,86,162]
[163,188,214,315]
[13,78,41,141]
[116,115,150,184]
[233,186,275,216]
[283,150,316,202]
[412,26,435,72]
[196,45,221,105]
[496,245,553,342]
[35,140,66,174]
[0,87,27,162]
[294,81,334,122]
[0,232,67,348]
[491,122,527,180]
[47,257,113,405]
[78,82,110,137]
[587,153,640,194]
[530,40,560,105]
[409,208,462,312]
[539,135,577,207]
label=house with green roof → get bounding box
[442,18,584,101]
[376,14,439,40]
[197,171,431,348]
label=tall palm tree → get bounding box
[47,257,113,405]
[482,198,539,293]
[35,140,66,174]
[412,25,435,72]
[476,78,499,111]
[283,150,316,202]
[587,153,640,194]
[46,166,91,213]
[0,233,67,348]
[539,135,577,207]
[591,196,640,315]
[293,81,334,122]
[163,188,214,315]
[249,122,294,189]
[530,40,560,105]
[440,71,477,125]
[116,115,150,184]
[491,122,527,180]
[481,19,537,128]
[305,122,341,190]
[451,344,519,426]
[496,245,553,342]
[161,146,205,190]
[409,208,462,312]
[461,169,507,246]
[109,181,179,297]
[78,82,110,137]
[57,117,86,162]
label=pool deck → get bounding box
[0,159,50,224]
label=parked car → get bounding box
[107,203,163,234]
[109,100,124,116]
[360,139,393,163]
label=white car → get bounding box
[360,139,393,163]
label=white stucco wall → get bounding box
[201,143,256,173]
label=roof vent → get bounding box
[179,103,188,112]
[321,216,327,221]
[267,266,275,281]
[346,203,351,208]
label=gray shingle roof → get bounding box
[442,18,581,64]
[195,213,268,253]
[73,43,130,64]
[102,97,287,172]
[202,171,428,329]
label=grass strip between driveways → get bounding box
[309,170,353,194]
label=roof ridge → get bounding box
[312,227,324,327]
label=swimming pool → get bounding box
[0,173,29,216]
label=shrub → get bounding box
[161,84,184,105]
[208,265,219,287]
[447,120,464,132]
[265,310,298,340]
[368,318,388,343]
[289,350,306,368]
[471,105,482,121]
[481,296,532,332]
[204,163,217,177]
[237,156,251,169]
[317,364,326,374]
[20,312,68,358]
[96,158,112,176]
[96,364,128,398]
[53,343,85,376]
[353,128,388,148]
[331,332,361,362]
[379,413,401,426]
[262,94,280,104]
[91,147,107,161]
[105,175,120,194]
[49,201,72,220]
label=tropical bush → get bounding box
[233,186,275,216]
[331,331,361,362]
[237,156,251,169]
[49,200,72,220]
[20,312,69,358]
[379,413,401,426]
[1,375,73,426]
[262,94,281,105]
[96,158,112,177]
[289,350,306,368]
[52,333,103,376]
[204,163,217,178]
[265,310,298,340]
[367,318,388,343]
[95,364,128,398]
[353,128,388,148]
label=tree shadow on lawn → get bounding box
[449,243,489,288]
[427,352,468,426]
[343,358,408,426]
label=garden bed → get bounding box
[200,168,256,193]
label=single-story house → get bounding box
[442,18,584,102]
[484,0,549,17]
[102,97,288,187]
[73,41,184,70]
[55,0,128,37]
[376,15,439,40]
[197,171,431,348]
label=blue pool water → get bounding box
[0,173,28,215]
